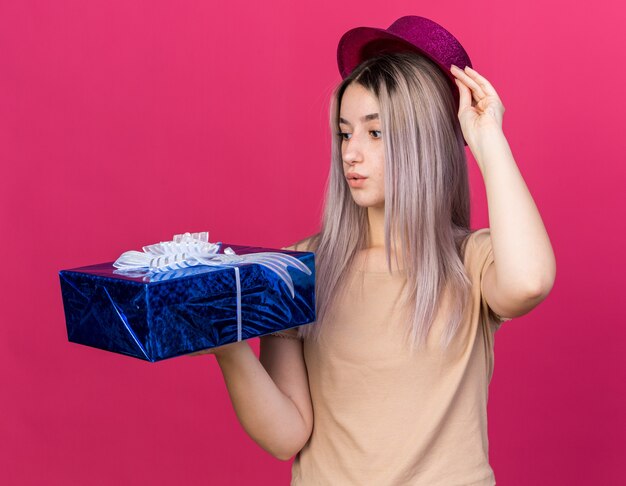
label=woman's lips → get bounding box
[347,177,367,188]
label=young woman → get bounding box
[192,16,556,485]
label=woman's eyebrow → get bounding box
[339,113,379,126]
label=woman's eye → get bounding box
[337,131,381,141]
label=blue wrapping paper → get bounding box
[58,243,315,362]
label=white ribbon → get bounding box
[112,232,312,342]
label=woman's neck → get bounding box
[366,206,385,247]
[367,205,402,249]
[361,206,405,271]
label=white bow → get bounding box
[112,231,312,299]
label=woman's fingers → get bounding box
[187,348,215,357]
[460,66,500,100]
[450,65,486,101]
[455,78,473,113]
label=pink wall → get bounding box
[2,1,624,484]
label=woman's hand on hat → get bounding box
[450,65,505,148]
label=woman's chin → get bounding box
[351,197,385,209]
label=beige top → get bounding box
[272,228,511,485]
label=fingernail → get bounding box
[451,64,459,71]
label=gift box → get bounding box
[58,232,315,362]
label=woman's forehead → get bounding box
[339,85,380,125]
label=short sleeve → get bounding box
[470,228,513,328]
[281,236,315,253]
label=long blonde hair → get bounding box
[296,51,475,352]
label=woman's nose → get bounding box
[342,137,363,165]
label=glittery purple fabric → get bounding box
[337,16,472,83]
[336,16,472,145]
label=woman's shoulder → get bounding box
[460,227,491,263]
[281,233,319,252]
[462,227,512,325]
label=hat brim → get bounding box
[338,26,461,95]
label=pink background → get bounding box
[2,1,624,484]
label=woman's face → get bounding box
[339,83,385,209]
